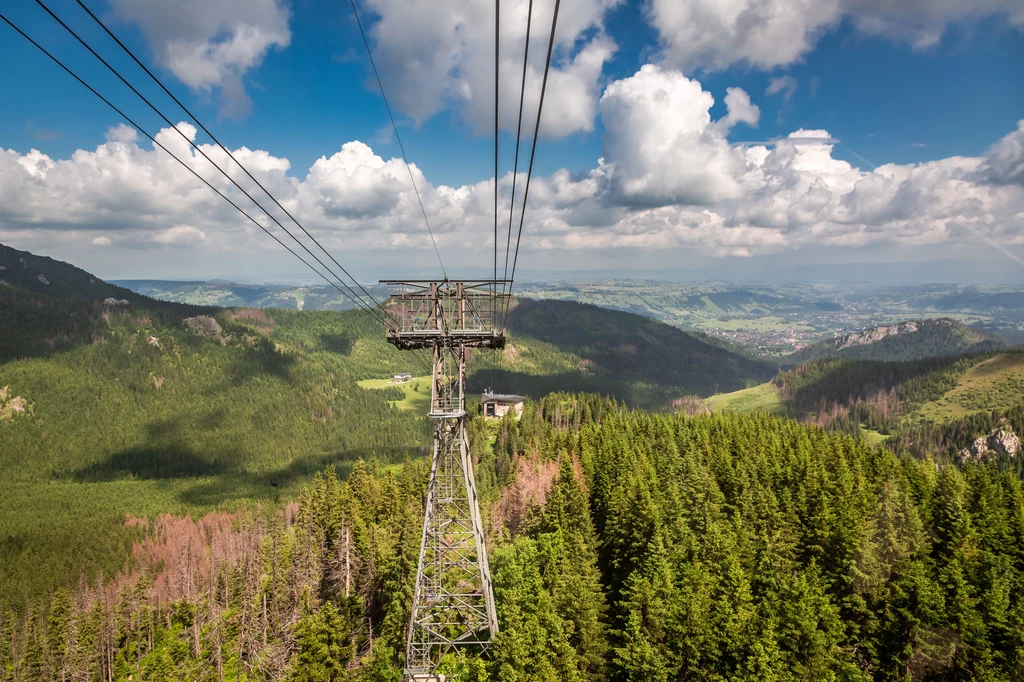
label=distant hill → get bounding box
[471,298,776,407]
[680,289,842,315]
[121,274,779,409]
[113,278,383,311]
[934,290,1024,312]
[0,243,156,305]
[787,318,1004,364]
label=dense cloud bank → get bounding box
[2,65,1022,265]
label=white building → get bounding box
[481,392,526,419]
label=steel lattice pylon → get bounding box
[380,279,508,679]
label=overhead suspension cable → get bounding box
[501,0,534,295]
[71,0,400,329]
[492,0,501,392]
[0,11,421,360]
[347,0,447,280]
[33,0,396,333]
[502,0,560,331]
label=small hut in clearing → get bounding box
[482,392,526,419]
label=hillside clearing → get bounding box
[357,375,432,416]
[706,382,784,414]
[913,353,1024,422]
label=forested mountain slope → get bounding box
[470,298,775,408]
[6,394,1024,680]
[709,349,1024,464]
[788,317,1004,364]
[0,244,160,306]
[0,278,428,610]
[0,245,773,610]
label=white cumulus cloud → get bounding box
[599,65,753,206]
[648,0,1024,71]
[980,120,1024,186]
[363,0,621,137]
[153,225,207,244]
[1,69,1022,274]
[109,0,291,120]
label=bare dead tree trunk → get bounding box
[236,600,245,682]
[216,628,223,682]
[344,525,351,598]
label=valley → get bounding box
[0,245,772,608]
[5,243,1024,680]
[118,277,1024,357]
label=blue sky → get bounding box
[0,0,1023,282]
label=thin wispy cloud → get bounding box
[25,121,60,142]
[766,75,798,122]
[808,76,821,99]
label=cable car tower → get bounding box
[381,279,508,679]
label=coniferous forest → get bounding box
[6,394,1024,681]
[5,247,1024,680]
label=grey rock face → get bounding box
[836,321,918,350]
[959,426,1020,462]
[184,315,223,337]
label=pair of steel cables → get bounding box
[1,0,450,374]
[491,0,562,392]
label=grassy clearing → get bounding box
[706,382,784,414]
[861,427,890,447]
[357,375,432,416]
[913,354,1024,423]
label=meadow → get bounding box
[356,375,432,416]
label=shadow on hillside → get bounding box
[213,337,298,389]
[70,414,233,482]
[319,332,354,355]
[69,438,422,497]
[71,445,233,482]
[502,299,775,404]
[0,293,103,365]
[174,445,424,507]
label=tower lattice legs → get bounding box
[404,415,498,675]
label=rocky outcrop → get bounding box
[990,428,1021,458]
[0,386,28,421]
[836,321,919,349]
[185,315,222,337]
[959,426,1021,463]
[103,297,130,306]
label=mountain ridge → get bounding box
[787,317,1004,363]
